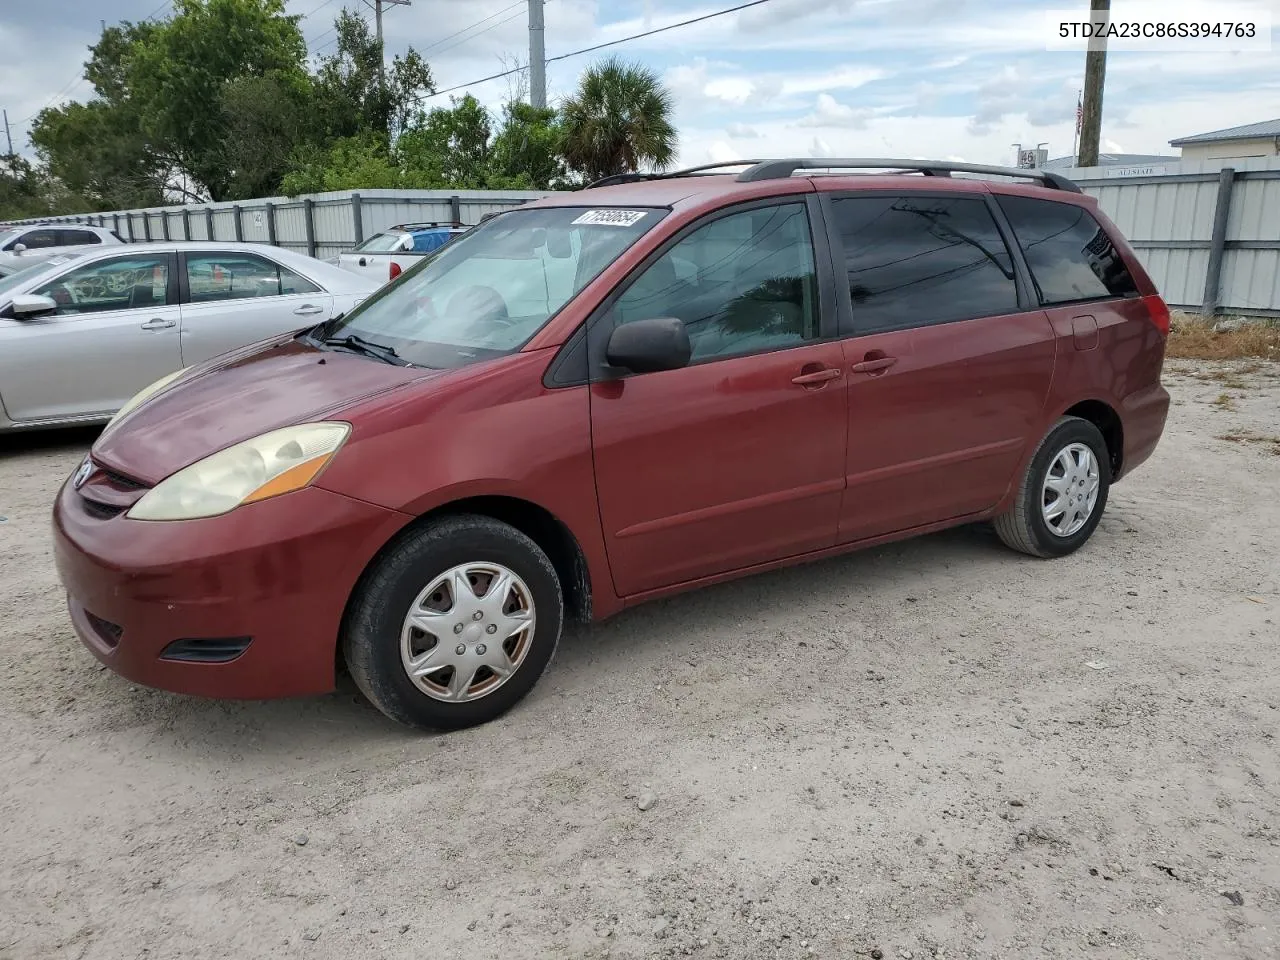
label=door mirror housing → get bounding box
[12,242,27,253]
[10,294,58,318]
[605,317,692,374]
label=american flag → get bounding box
[1075,93,1084,134]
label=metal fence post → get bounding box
[265,202,277,246]
[143,214,152,241]
[182,208,191,240]
[162,211,171,241]
[233,205,244,242]
[351,193,364,245]
[303,198,317,257]
[1201,167,1236,317]
[113,213,121,239]
[205,207,214,240]
[450,195,462,226]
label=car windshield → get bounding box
[0,229,19,248]
[354,232,410,252]
[0,254,79,296]
[324,206,665,368]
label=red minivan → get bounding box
[52,159,1171,731]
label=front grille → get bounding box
[80,499,125,520]
[101,469,147,490]
[85,612,123,648]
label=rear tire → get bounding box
[994,416,1110,558]
[343,514,563,731]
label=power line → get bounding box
[418,1,524,55]
[300,0,340,19]
[546,0,775,63]
[429,7,525,59]
[16,0,174,131]
[414,0,777,102]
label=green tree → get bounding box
[219,71,314,198]
[398,95,493,189]
[280,134,405,195]
[310,10,434,146]
[488,102,565,189]
[126,0,310,200]
[0,155,84,220]
[30,22,171,209]
[560,56,676,183]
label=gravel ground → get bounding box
[1,360,1277,960]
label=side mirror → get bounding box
[605,317,691,374]
[12,242,26,254]
[11,293,58,318]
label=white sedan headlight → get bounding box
[127,423,351,521]
[107,367,188,429]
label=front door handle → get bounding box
[791,366,843,387]
[293,304,326,316]
[851,356,898,375]
[140,317,176,330]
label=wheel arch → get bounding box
[1062,398,1123,478]
[343,494,593,638]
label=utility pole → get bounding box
[2,109,13,157]
[528,0,546,109]
[1077,0,1109,168]
[372,0,412,93]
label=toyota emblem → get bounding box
[72,459,93,490]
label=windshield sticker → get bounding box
[571,209,647,227]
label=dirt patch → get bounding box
[1,366,1278,960]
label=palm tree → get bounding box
[559,56,677,183]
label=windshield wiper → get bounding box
[323,334,409,365]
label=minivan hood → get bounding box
[92,339,435,485]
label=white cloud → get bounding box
[808,136,834,158]
[796,94,874,129]
[725,122,763,139]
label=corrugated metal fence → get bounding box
[10,188,557,262]
[1065,156,1280,318]
[8,160,1280,316]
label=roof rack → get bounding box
[734,158,1081,193]
[586,160,767,190]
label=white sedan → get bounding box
[0,242,380,431]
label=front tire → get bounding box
[994,416,1111,558]
[343,514,563,731]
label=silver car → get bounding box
[0,242,379,431]
[0,223,124,267]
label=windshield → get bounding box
[325,206,665,368]
[354,231,411,252]
[0,254,79,297]
[0,229,18,249]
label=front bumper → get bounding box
[53,476,409,699]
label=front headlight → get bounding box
[107,368,188,429]
[127,422,351,521]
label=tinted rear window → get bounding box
[830,195,1019,333]
[996,196,1138,304]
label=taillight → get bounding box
[389,261,402,281]
[1142,295,1170,337]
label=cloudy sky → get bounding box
[1,0,1278,170]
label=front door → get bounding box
[589,199,848,597]
[823,192,1056,542]
[0,252,181,422]
[179,251,333,364]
